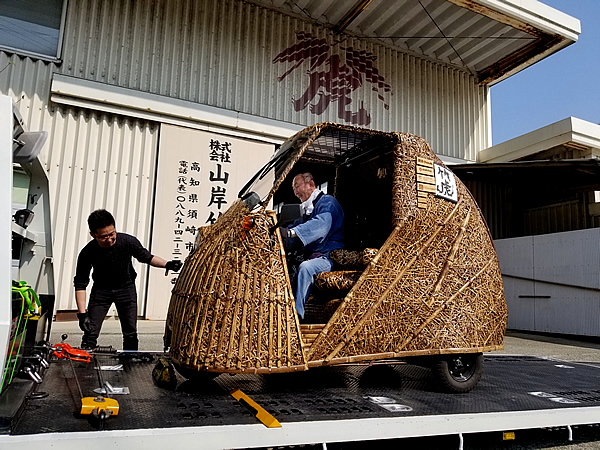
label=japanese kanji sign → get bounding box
[434,163,458,203]
[146,125,274,319]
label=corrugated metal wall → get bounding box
[59,0,488,160]
[47,106,158,313]
[463,180,514,240]
[1,51,158,313]
[1,0,490,314]
[0,54,54,140]
[463,176,600,240]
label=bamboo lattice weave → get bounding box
[307,134,507,362]
[330,248,378,269]
[166,200,306,373]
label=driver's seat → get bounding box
[303,248,378,323]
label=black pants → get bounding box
[81,284,139,350]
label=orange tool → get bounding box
[52,343,92,363]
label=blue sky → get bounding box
[490,0,600,145]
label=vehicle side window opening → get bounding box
[273,146,396,253]
[274,145,396,324]
[273,161,336,207]
[336,149,395,251]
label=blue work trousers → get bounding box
[292,256,333,319]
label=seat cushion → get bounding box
[330,248,378,269]
[314,270,362,291]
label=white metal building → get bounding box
[0,0,580,319]
[454,118,600,336]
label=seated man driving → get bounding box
[280,172,344,319]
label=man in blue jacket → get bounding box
[280,173,344,319]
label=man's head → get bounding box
[292,172,316,202]
[88,209,117,248]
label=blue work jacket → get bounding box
[290,193,344,256]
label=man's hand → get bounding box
[279,227,292,239]
[165,259,183,275]
[77,312,91,333]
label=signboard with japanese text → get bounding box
[146,125,275,319]
[434,163,458,203]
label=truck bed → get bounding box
[1,354,599,448]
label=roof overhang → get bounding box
[453,158,600,193]
[247,0,580,85]
[480,117,600,162]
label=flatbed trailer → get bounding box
[0,353,599,449]
[2,98,599,448]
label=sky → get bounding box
[490,0,600,145]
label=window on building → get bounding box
[0,0,65,60]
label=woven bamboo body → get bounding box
[306,134,506,365]
[165,123,507,375]
[166,203,306,373]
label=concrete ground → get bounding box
[49,318,600,365]
[494,331,600,365]
[50,317,169,352]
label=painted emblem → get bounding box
[273,32,391,126]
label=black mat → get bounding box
[9,355,600,434]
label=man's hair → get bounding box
[88,209,115,233]
[295,172,314,185]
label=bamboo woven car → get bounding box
[164,123,507,392]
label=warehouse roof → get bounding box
[248,0,580,84]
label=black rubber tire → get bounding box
[173,363,219,382]
[97,410,106,431]
[434,353,483,393]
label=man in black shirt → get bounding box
[74,209,182,350]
